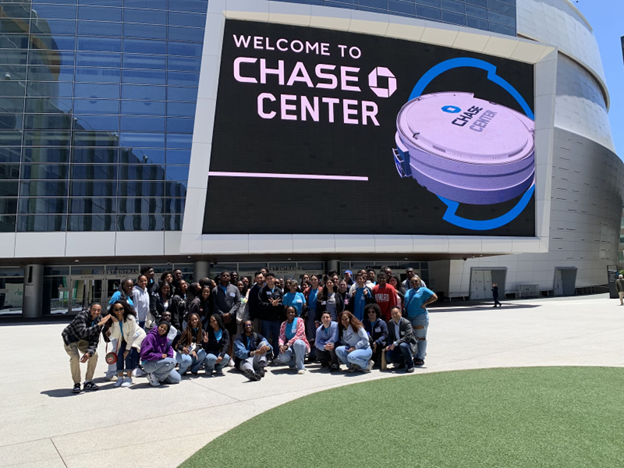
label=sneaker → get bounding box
[72,383,82,394]
[329,364,340,372]
[227,360,235,367]
[105,374,116,382]
[366,361,374,372]
[121,377,133,387]
[146,373,160,387]
[414,358,425,366]
[347,364,361,373]
[297,369,306,375]
[362,365,371,374]
[320,361,330,368]
[242,368,260,381]
[214,370,224,376]
[114,377,124,388]
[83,381,99,391]
[406,367,415,373]
[257,366,266,378]
[132,368,146,377]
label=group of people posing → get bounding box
[61,265,437,392]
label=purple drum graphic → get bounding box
[393,92,535,205]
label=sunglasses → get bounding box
[113,307,124,311]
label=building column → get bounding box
[327,259,340,274]
[23,264,43,319]
[194,261,209,281]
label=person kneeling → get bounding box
[336,311,373,373]
[385,306,417,373]
[140,320,181,386]
[202,314,231,376]
[278,306,310,374]
[234,320,272,381]
[315,312,340,371]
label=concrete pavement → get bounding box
[1,294,623,468]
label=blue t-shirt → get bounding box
[353,287,371,321]
[283,292,306,316]
[285,317,299,341]
[109,291,134,307]
[308,289,318,312]
[404,287,435,317]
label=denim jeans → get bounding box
[176,349,207,375]
[204,353,230,373]
[385,342,414,369]
[409,313,429,360]
[336,346,372,369]
[278,339,307,371]
[116,340,139,372]
[142,358,181,384]
[261,320,281,360]
[239,353,267,374]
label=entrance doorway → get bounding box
[469,268,507,301]
[554,267,577,296]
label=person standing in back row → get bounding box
[492,283,502,308]
[212,271,240,361]
[616,274,624,306]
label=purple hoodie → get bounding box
[140,327,174,362]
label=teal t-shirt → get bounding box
[283,292,306,316]
[404,287,435,317]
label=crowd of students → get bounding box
[61,265,437,393]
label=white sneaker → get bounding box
[114,377,124,387]
[227,360,235,367]
[297,369,306,375]
[132,368,146,377]
[146,373,160,387]
[121,377,133,387]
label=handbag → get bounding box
[105,341,118,365]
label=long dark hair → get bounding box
[108,300,137,321]
[319,279,337,301]
[364,303,382,321]
[209,313,225,331]
[158,281,172,300]
[180,312,203,345]
[338,310,362,334]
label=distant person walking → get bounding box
[617,275,624,305]
[492,283,502,308]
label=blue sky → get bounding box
[575,0,624,155]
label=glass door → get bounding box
[70,276,105,314]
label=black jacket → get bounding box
[189,297,212,323]
[315,292,345,321]
[154,294,170,321]
[247,283,263,321]
[169,294,187,330]
[201,328,230,358]
[212,284,241,317]
[387,317,417,354]
[363,318,388,348]
[257,285,285,321]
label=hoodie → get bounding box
[140,327,174,363]
[132,285,150,322]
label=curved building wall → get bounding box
[446,0,623,297]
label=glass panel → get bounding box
[168,12,205,28]
[488,9,515,27]
[488,21,515,35]
[17,214,67,231]
[467,15,489,30]
[0,198,18,214]
[76,51,121,68]
[0,216,16,232]
[25,97,73,113]
[117,214,164,231]
[167,56,201,72]
[123,39,167,55]
[24,114,73,130]
[74,114,120,131]
[27,81,74,98]
[73,98,120,114]
[24,130,71,146]
[466,5,488,19]
[0,50,28,65]
[76,36,122,52]
[20,180,68,197]
[71,147,118,163]
[44,266,70,276]
[28,65,75,82]
[167,71,199,86]
[118,197,164,214]
[487,0,516,15]
[123,23,167,40]
[120,115,165,132]
[33,4,77,19]
[43,275,70,316]
[119,132,165,147]
[442,10,466,25]
[70,181,117,197]
[166,149,190,164]
[165,198,185,213]
[120,147,165,164]
[169,0,208,13]
[78,0,123,6]
[0,164,19,179]
[168,42,202,57]
[37,35,76,51]
[388,1,416,15]
[168,27,204,43]
[23,147,70,163]
[34,19,77,35]
[0,131,23,146]
[76,68,121,83]
[71,164,117,179]
[69,214,116,231]
[122,69,166,85]
[119,164,165,180]
[121,84,166,101]
[441,0,465,12]
[0,147,21,163]
[165,180,186,197]
[21,164,69,179]
[0,278,24,315]
[125,0,167,9]
[166,165,189,181]
[18,197,68,214]
[167,86,197,102]
[167,101,195,117]
[122,53,166,70]
[78,6,121,21]
[465,0,487,5]
[120,99,165,115]
[166,118,194,134]
[117,181,164,196]
[166,133,191,148]
[417,5,442,20]
[72,131,119,146]
[75,82,120,99]
[77,20,122,37]
[70,197,116,213]
[124,9,167,25]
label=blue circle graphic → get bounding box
[441,105,461,113]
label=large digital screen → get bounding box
[203,19,535,236]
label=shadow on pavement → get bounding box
[431,303,542,313]
[41,379,117,398]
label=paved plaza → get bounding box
[1,294,622,468]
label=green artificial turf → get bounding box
[181,367,624,468]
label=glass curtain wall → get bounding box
[0,0,207,232]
